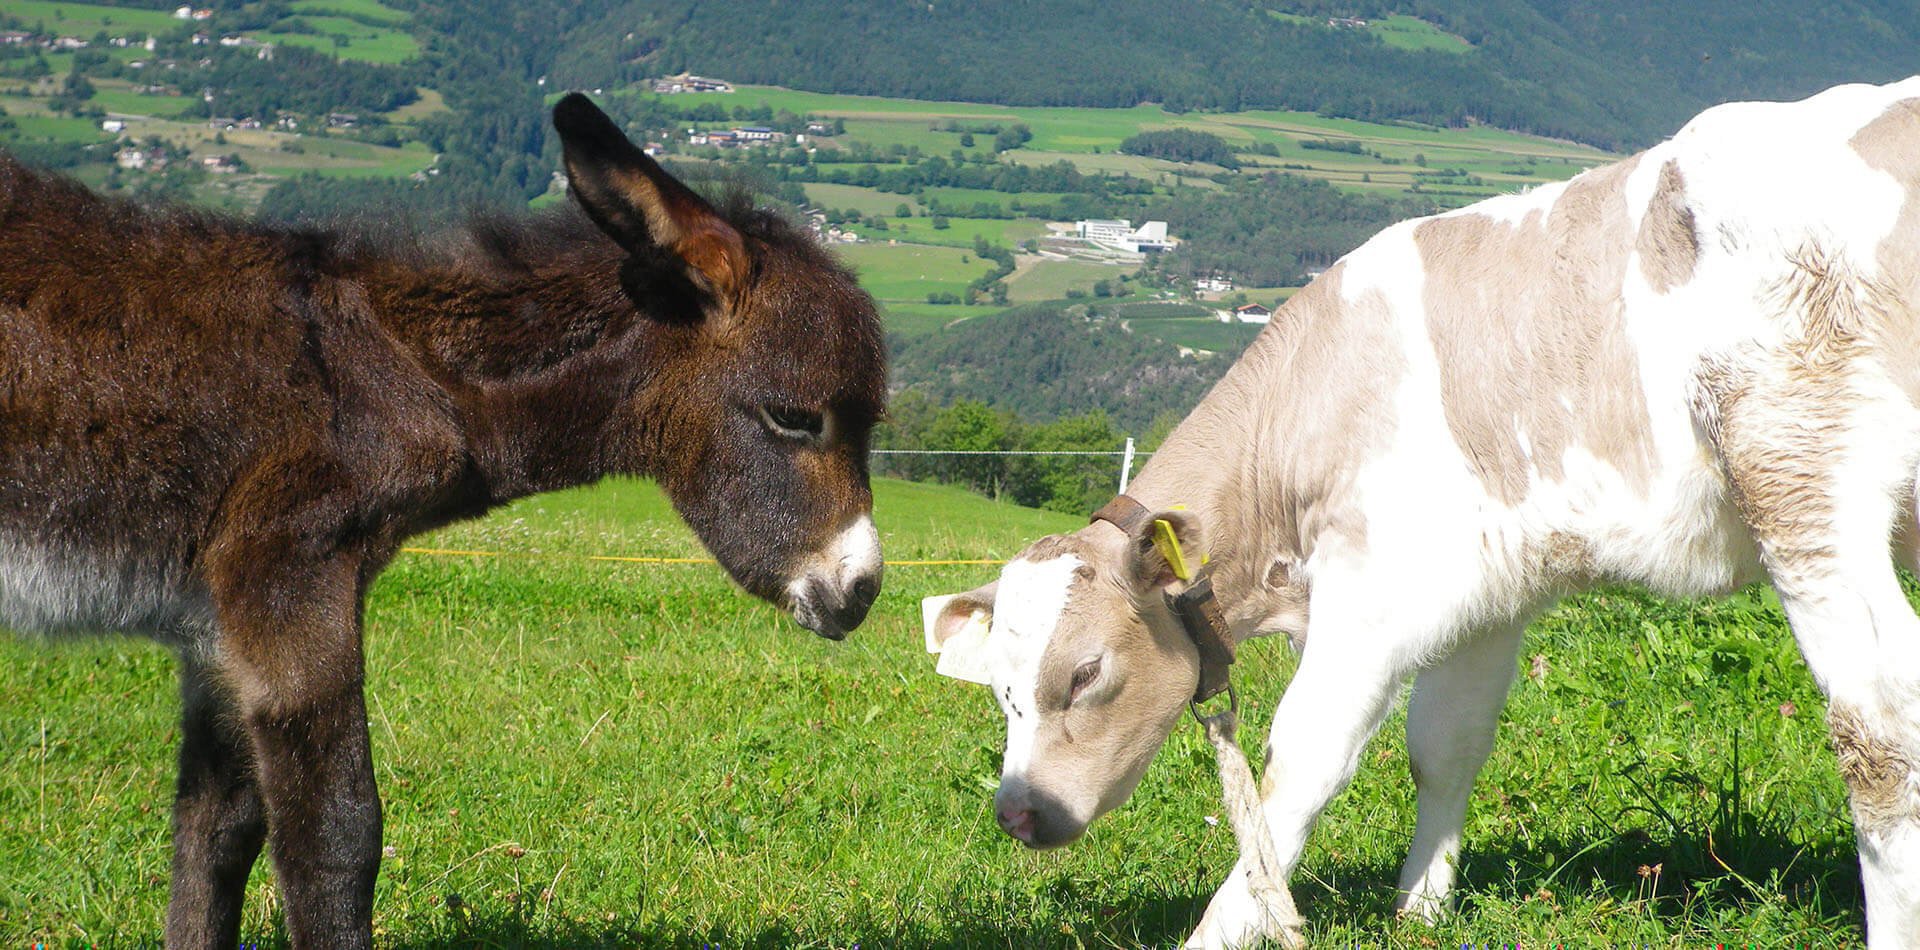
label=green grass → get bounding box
[0,475,1867,945]
[831,241,996,304]
[1369,14,1473,53]
[385,86,448,123]
[853,215,1042,251]
[256,13,419,64]
[1004,258,1127,302]
[877,301,990,337]
[635,84,1613,209]
[1133,317,1266,354]
[803,181,916,217]
[289,0,410,26]
[8,111,111,144]
[1112,301,1215,320]
[0,0,179,34]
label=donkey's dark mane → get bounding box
[319,183,829,286]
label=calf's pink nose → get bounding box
[996,805,1037,843]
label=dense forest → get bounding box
[889,303,1233,432]
[1129,174,1437,287]
[152,0,1920,222]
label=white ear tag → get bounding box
[923,593,995,686]
[934,610,994,685]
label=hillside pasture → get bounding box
[0,476,1866,945]
[1003,258,1128,302]
[847,215,1043,251]
[1133,316,1265,355]
[253,13,419,64]
[289,0,411,25]
[1,0,180,35]
[832,241,996,305]
[873,301,984,337]
[637,84,1614,207]
[1370,14,1474,53]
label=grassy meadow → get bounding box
[0,476,1868,946]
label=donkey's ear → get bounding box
[552,93,748,301]
[1126,509,1206,593]
[923,582,997,685]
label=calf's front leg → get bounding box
[1185,614,1420,949]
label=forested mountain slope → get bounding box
[545,0,1920,149]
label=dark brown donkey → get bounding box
[1,94,885,947]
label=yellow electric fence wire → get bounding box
[398,546,1005,567]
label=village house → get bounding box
[1219,302,1273,324]
[0,31,32,45]
[653,73,734,94]
[1193,274,1234,294]
[114,146,167,171]
[100,119,126,134]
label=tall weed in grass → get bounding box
[0,479,1868,945]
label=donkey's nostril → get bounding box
[849,574,880,613]
[826,571,879,633]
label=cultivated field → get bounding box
[0,477,1867,945]
[644,82,1617,324]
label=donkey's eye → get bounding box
[1069,657,1102,703]
[760,404,825,440]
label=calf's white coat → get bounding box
[925,78,1920,947]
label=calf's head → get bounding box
[923,511,1205,847]
[553,94,885,639]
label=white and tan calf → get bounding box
[924,78,1920,947]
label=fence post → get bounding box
[1118,436,1136,494]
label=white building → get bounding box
[1075,218,1177,253]
[1077,218,1132,243]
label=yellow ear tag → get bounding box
[1152,518,1195,582]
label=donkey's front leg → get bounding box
[212,553,382,950]
[166,657,268,949]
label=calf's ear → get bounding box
[552,92,747,302]
[1126,509,1207,592]
[922,582,998,685]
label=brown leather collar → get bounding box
[1090,495,1236,704]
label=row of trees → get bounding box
[874,394,1176,515]
[1129,172,1437,288]
[890,302,1229,432]
[1119,129,1239,168]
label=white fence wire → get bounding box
[872,438,1152,492]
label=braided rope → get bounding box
[1198,703,1306,948]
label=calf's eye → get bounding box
[1069,657,1102,703]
